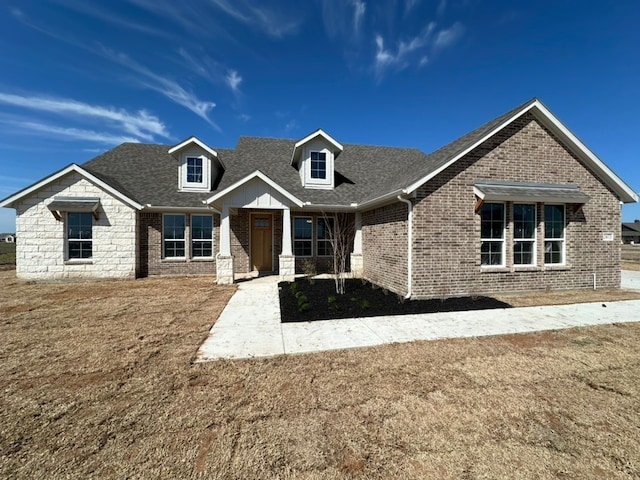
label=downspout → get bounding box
[397,195,413,299]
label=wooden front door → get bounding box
[250,214,273,271]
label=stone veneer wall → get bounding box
[138,212,219,277]
[361,203,408,295]
[410,112,622,299]
[14,172,137,280]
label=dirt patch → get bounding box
[279,278,511,322]
[1,270,640,479]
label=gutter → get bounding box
[143,204,221,214]
[397,195,413,300]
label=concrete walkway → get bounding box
[195,271,640,362]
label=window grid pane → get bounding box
[294,217,313,256]
[192,215,213,257]
[513,204,536,265]
[480,203,504,266]
[68,212,93,259]
[310,151,327,179]
[164,215,186,257]
[544,205,565,264]
[187,157,203,183]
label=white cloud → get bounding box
[210,0,300,38]
[437,0,447,16]
[0,92,169,141]
[405,0,420,13]
[8,121,141,144]
[434,22,464,49]
[226,70,243,93]
[353,1,366,34]
[100,48,219,130]
[284,119,299,135]
[237,113,251,122]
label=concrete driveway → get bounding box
[195,272,640,362]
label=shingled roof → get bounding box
[4,98,634,211]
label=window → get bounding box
[293,217,312,256]
[67,212,92,259]
[186,157,203,183]
[310,151,326,179]
[513,204,536,265]
[164,214,186,258]
[544,205,565,265]
[317,217,334,257]
[191,215,213,258]
[480,203,505,266]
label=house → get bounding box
[0,234,15,243]
[622,221,640,244]
[0,98,637,297]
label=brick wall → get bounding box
[14,172,137,280]
[138,212,218,277]
[362,203,408,295]
[411,112,622,298]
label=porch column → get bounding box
[350,211,364,277]
[216,205,234,284]
[279,207,295,281]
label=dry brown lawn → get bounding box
[1,270,640,479]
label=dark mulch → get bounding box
[279,278,512,323]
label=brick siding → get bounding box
[410,112,621,298]
[361,203,408,295]
[138,212,218,277]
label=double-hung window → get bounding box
[293,217,312,256]
[67,212,93,259]
[164,214,186,258]
[186,157,203,183]
[480,203,505,266]
[317,217,334,257]
[310,152,326,179]
[544,205,565,265]
[191,215,213,258]
[513,204,536,265]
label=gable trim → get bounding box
[205,170,304,208]
[0,164,143,210]
[290,129,343,167]
[404,100,638,204]
[169,136,218,158]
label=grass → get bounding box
[0,241,15,266]
[1,270,640,478]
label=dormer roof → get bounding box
[168,136,225,169]
[290,129,343,167]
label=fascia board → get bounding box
[0,164,143,210]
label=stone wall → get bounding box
[411,112,622,298]
[14,172,137,280]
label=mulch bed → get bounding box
[279,278,512,322]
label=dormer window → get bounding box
[187,157,203,183]
[291,129,343,190]
[168,136,226,194]
[310,152,327,179]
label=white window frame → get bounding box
[544,204,566,266]
[179,154,210,191]
[310,151,327,180]
[66,212,93,260]
[293,216,313,257]
[301,142,333,190]
[163,214,186,259]
[513,203,536,266]
[316,217,335,257]
[191,214,214,259]
[480,202,506,268]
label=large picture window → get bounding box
[293,217,312,256]
[164,214,186,258]
[191,215,213,258]
[67,212,93,259]
[513,204,536,265]
[317,217,334,257]
[544,205,565,265]
[310,151,326,179]
[480,203,505,266]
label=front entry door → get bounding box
[250,214,273,271]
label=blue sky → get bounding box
[1,0,639,232]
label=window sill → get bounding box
[191,257,214,262]
[65,259,93,265]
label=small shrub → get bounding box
[299,302,311,312]
[359,299,370,309]
[328,295,340,311]
[296,293,308,306]
[301,259,317,284]
[289,282,298,293]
